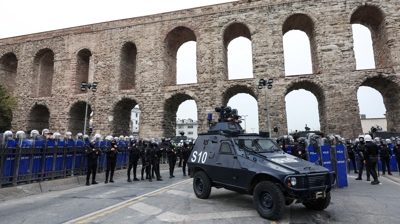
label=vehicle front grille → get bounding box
[296,174,327,189]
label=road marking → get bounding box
[129,202,162,215]
[166,189,192,197]
[155,210,258,222]
[63,179,192,224]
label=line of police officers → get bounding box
[84,136,194,185]
[1,129,194,186]
[277,132,400,186]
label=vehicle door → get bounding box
[215,141,236,185]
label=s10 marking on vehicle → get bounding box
[190,151,208,164]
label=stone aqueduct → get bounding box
[0,0,399,139]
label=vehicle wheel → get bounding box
[302,192,331,211]
[253,181,285,220]
[193,171,212,199]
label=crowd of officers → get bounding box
[276,132,400,186]
[1,129,194,187]
[83,136,194,186]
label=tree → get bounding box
[0,85,17,132]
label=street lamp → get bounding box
[258,78,273,137]
[241,115,248,133]
[81,81,98,136]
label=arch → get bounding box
[163,93,197,137]
[68,101,92,135]
[221,84,257,106]
[112,98,138,136]
[222,22,252,80]
[285,80,326,132]
[27,104,50,132]
[163,26,197,86]
[0,52,18,95]
[32,49,54,97]
[75,49,92,94]
[350,5,391,68]
[359,76,400,131]
[282,13,319,73]
[223,22,251,48]
[120,42,137,90]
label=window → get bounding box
[135,121,138,124]
[178,125,183,129]
[135,113,138,117]
[188,131,193,135]
[219,143,233,154]
[188,125,193,128]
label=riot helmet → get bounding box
[16,131,25,140]
[76,133,83,140]
[42,129,50,136]
[364,135,372,142]
[65,131,73,140]
[94,134,102,142]
[119,135,124,141]
[386,139,391,145]
[299,137,307,146]
[53,132,61,140]
[358,135,365,143]
[30,130,39,139]
[83,135,89,141]
[161,137,165,142]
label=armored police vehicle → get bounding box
[187,106,336,220]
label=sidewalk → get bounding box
[0,162,175,202]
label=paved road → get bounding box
[1,170,400,223]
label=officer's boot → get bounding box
[134,174,139,181]
[86,178,90,186]
[105,172,109,184]
[183,169,186,176]
[110,170,114,183]
[127,169,132,182]
[92,171,98,184]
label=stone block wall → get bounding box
[0,0,398,139]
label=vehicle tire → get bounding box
[253,181,285,220]
[193,171,212,199]
[302,192,331,211]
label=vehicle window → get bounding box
[235,138,280,152]
[219,142,233,154]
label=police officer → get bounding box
[394,138,400,175]
[127,139,140,181]
[379,139,392,175]
[104,139,119,183]
[85,140,101,186]
[181,141,191,176]
[187,140,194,175]
[139,139,148,180]
[355,136,371,181]
[345,138,358,173]
[363,135,380,185]
[167,140,177,178]
[293,137,307,160]
[146,140,163,182]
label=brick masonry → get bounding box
[0,0,399,139]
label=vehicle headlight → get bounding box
[287,177,297,187]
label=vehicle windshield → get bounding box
[236,138,280,152]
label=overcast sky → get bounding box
[0,0,385,135]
